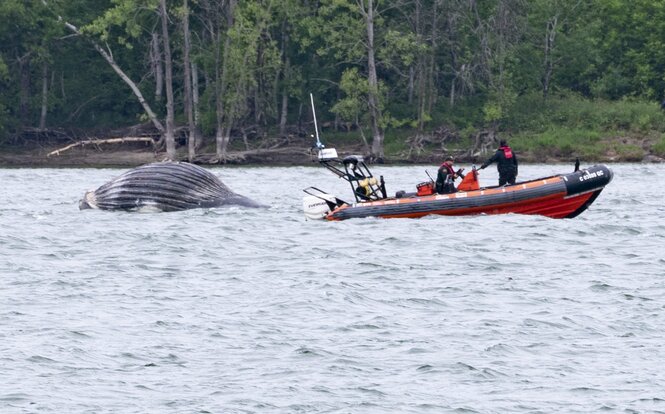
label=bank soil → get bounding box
[0,134,663,167]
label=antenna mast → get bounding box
[310,93,324,149]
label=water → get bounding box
[1,163,664,413]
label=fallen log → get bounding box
[47,137,156,157]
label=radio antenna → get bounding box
[310,93,324,149]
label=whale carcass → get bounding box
[79,162,263,211]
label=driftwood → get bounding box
[194,146,311,164]
[406,125,460,157]
[405,126,501,161]
[47,137,156,157]
[466,129,498,157]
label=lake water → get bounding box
[1,163,664,413]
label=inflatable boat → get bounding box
[302,148,613,221]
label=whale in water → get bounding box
[79,161,263,211]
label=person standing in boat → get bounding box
[479,139,518,186]
[435,155,461,194]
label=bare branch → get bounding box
[47,137,156,157]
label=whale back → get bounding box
[80,162,261,211]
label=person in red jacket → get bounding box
[435,155,463,194]
[479,139,518,186]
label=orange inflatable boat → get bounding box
[302,149,613,221]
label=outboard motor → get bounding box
[303,193,337,220]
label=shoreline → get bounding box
[1,144,663,168]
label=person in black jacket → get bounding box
[435,155,462,194]
[479,139,518,186]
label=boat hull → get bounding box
[326,164,612,220]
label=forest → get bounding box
[2,0,665,164]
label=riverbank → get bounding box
[0,145,317,168]
[1,134,664,168]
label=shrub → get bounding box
[652,135,665,157]
[504,93,665,133]
[615,144,645,161]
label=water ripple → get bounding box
[1,164,664,413]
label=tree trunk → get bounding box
[278,30,289,137]
[542,16,557,100]
[357,115,371,155]
[192,62,203,150]
[254,40,264,132]
[364,0,385,161]
[215,0,236,159]
[160,0,177,159]
[214,21,224,158]
[182,0,196,162]
[279,89,288,137]
[426,0,439,115]
[18,55,31,127]
[241,127,250,150]
[151,32,163,101]
[408,66,415,105]
[414,0,426,133]
[39,62,48,130]
[220,124,232,160]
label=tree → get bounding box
[462,0,526,129]
[49,0,167,133]
[40,0,187,157]
[0,54,8,140]
[179,0,197,161]
[0,0,64,137]
[313,0,395,161]
[592,0,665,100]
[158,0,176,159]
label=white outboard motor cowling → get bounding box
[303,194,337,220]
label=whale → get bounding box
[79,161,263,211]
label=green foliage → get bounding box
[511,127,604,160]
[378,29,420,68]
[614,144,645,161]
[482,102,502,124]
[592,0,665,99]
[310,0,365,62]
[433,97,487,130]
[653,135,665,157]
[331,68,367,123]
[506,92,665,133]
[383,129,411,156]
[0,58,7,137]
[1,0,665,161]
[83,0,159,45]
[0,56,7,80]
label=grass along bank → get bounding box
[2,95,665,167]
[370,94,665,163]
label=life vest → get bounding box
[439,163,455,176]
[500,145,513,159]
[436,163,457,194]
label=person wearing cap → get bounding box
[435,155,461,194]
[479,139,518,186]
